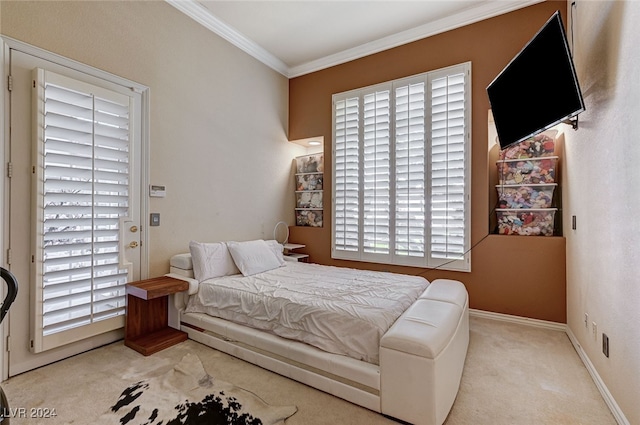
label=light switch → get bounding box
[150,213,160,226]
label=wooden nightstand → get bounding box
[125,276,189,356]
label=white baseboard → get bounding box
[469,308,566,331]
[471,309,629,425]
[565,327,630,425]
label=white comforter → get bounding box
[184,261,429,364]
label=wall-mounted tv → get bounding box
[487,11,585,150]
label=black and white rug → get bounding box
[94,353,297,425]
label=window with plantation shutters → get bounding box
[31,69,136,352]
[332,62,471,271]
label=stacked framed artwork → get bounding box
[295,153,323,227]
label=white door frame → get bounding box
[1,38,8,382]
[0,36,150,380]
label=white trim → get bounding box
[2,36,148,93]
[471,309,629,425]
[469,309,566,332]
[0,38,8,382]
[565,327,630,425]
[165,0,289,76]
[166,0,542,78]
[140,89,151,279]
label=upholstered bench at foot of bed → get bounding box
[379,279,469,425]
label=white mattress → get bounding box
[184,261,430,364]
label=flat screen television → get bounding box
[487,11,585,150]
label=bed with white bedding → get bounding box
[168,240,469,425]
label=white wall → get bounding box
[0,1,305,276]
[564,1,640,424]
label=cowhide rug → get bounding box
[92,353,297,425]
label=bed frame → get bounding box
[167,255,469,425]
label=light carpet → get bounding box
[2,316,617,424]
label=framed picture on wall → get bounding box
[295,153,324,173]
[296,191,323,209]
[295,209,323,227]
[295,172,323,191]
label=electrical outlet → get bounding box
[584,313,589,328]
[592,322,597,339]
[602,333,609,357]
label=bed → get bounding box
[166,240,469,425]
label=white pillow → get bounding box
[227,240,284,276]
[264,239,286,266]
[189,241,240,282]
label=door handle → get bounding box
[130,225,138,233]
[129,241,139,249]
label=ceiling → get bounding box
[168,0,542,78]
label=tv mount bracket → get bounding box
[562,115,579,130]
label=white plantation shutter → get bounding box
[430,71,468,263]
[395,81,426,259]
[332,63,471,271]
[333,97,360,255]
[363,90,391,256]
[32,69,132,352]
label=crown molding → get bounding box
[168,0,543,78]
[166,0,289,76]
[288,0,544,77]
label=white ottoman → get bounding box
[379,280,469,425]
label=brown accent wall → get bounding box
[289,1,567,323]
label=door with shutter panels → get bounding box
[7,49,142,375]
